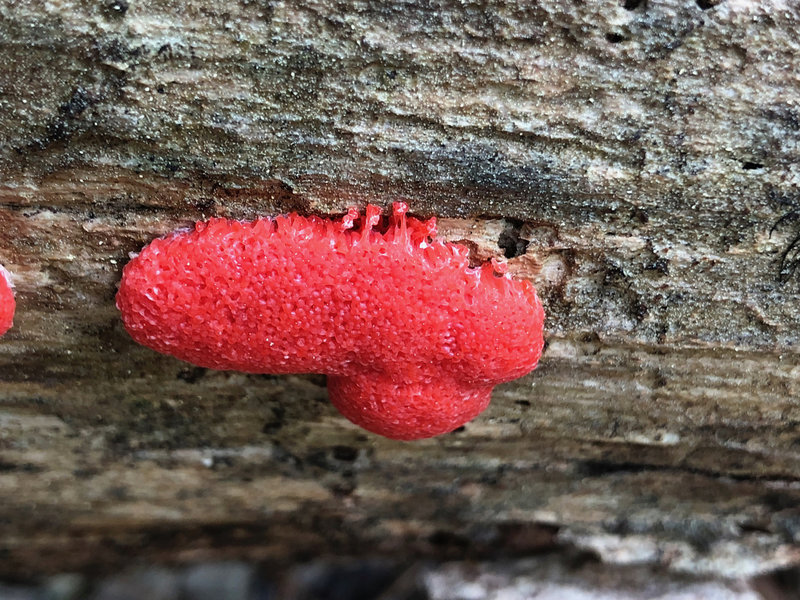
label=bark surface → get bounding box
[2,0,800,579]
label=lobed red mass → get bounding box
[0,266,14,337]
[116,204,545,440]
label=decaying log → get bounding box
[2,0,800,579]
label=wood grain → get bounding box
[1,0,800,578]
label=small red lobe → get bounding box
[0,266,14,337]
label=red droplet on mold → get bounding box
[116,203,545,440]
[0,266,15,337]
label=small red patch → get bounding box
[116,204,545,440]
[0,267,14,337]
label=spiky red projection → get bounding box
[116,204,544,440]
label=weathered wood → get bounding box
[2,0,800,579]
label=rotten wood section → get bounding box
[1,0,800,580]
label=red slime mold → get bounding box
[0,266,14,337]
[116,203,545,440]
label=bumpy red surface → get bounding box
[116,204,545,440]
[0,266,14,337]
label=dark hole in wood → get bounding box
[622,0,645,9]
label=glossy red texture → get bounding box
[116,203,545,440]
[0,266,14,337]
